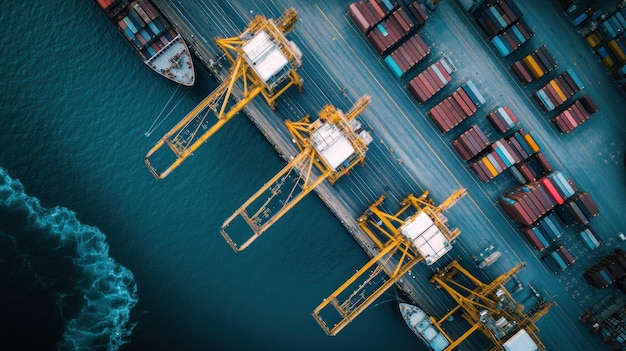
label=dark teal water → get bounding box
[0,1,420,350]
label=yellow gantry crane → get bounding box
[429,260,555,351]
[144,8,303,179]
[220,95,373,252]
[312,189,467,336]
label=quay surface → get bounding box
[153,0,626,349]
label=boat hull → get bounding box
[96,0,195,86]
[400,303,450,351]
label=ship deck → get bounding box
[154,0,626,349]
[148,37,195,86]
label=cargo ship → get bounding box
[96,0,195,86]
[399,303,449,351]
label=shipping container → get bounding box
[580,227,602,250]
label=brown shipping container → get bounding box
[499,2,519,24]
[446,98,465,123]
[488,112,507,133]
[428,110,447,133]
[369,0,386,18]
[434,106,454,132]
[561,72,580,93]
[348,4,370,33]
[476,126,490,146]
[576,192,599,216]
[466,129,480,151]
[535,153,553,173]
[458,88,477,114]
[517,163,536,182]
[452,139,472,161]
[580,94,599,113]
[475,161,493,182]
[418,74,436,96]
[439,100,459,126]
[453,91,474,117]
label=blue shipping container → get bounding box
[464,80,486,106]
[384,56,403,78]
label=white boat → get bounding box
[400,303,450,351]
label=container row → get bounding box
[348,0,398,34]
[509,152,553,184]
[366,3,428,55]
[451,125,490,161]
[384,33,430,78]
[543,245,575,273]
[472,0,523,38]
[427,81,484,133]
[406,56,455,103]
[520,212,565,251]
[584,249,626,289]
[499,179,557,226]
[579,226,602,250]
[490,19,533,57]
[486,106,518,133]
[532,69,583,111]
[554,192,599,226]
[470,129,541,182]
[510,46,557,84]
[551,94,599,134]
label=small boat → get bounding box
[400,302,450,351]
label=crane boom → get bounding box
[312,189,466,336]
[220,96,373,251]
[144,8,303,179]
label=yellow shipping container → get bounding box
[523,55,544,78]
[585,32,601,48]
[523,134,540,153]
[602,56,615,69]
[549,80,567,102]
[482,157,498,177]
[608,40,626,63]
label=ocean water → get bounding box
[0,0,420,350]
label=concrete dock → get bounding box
[153,0,626,349]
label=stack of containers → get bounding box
[584,249,626,288]
[406,56,456,103]
[540,171,576,206]
[520,212,565,251]
[600,9,626,43]
[427,81,484,133]
[347,1,398,34]
[570,4,602,28]
[510,152,553,184]
[543,246,575,273]
[551,94,599,134]
[532,69,584,111]
[471,129,542,182]
[366,3,428,55]
[490,20,534,57]
[468,138,521,181]
[607,35,626,64]
[556,191,599,226]
[610,64,626,92]
[520,226,550,251]
[510,46,557,84]
[579,227,602,250]
[384,34,430,78]
[451,125,491,161]
[486,106,518,133]
[472,0,523,38]
[498,180,557,225]
[585,30,603,49]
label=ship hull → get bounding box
[399,303,450,351]
[96,0,195,86]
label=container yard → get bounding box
[150,0,626,349]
